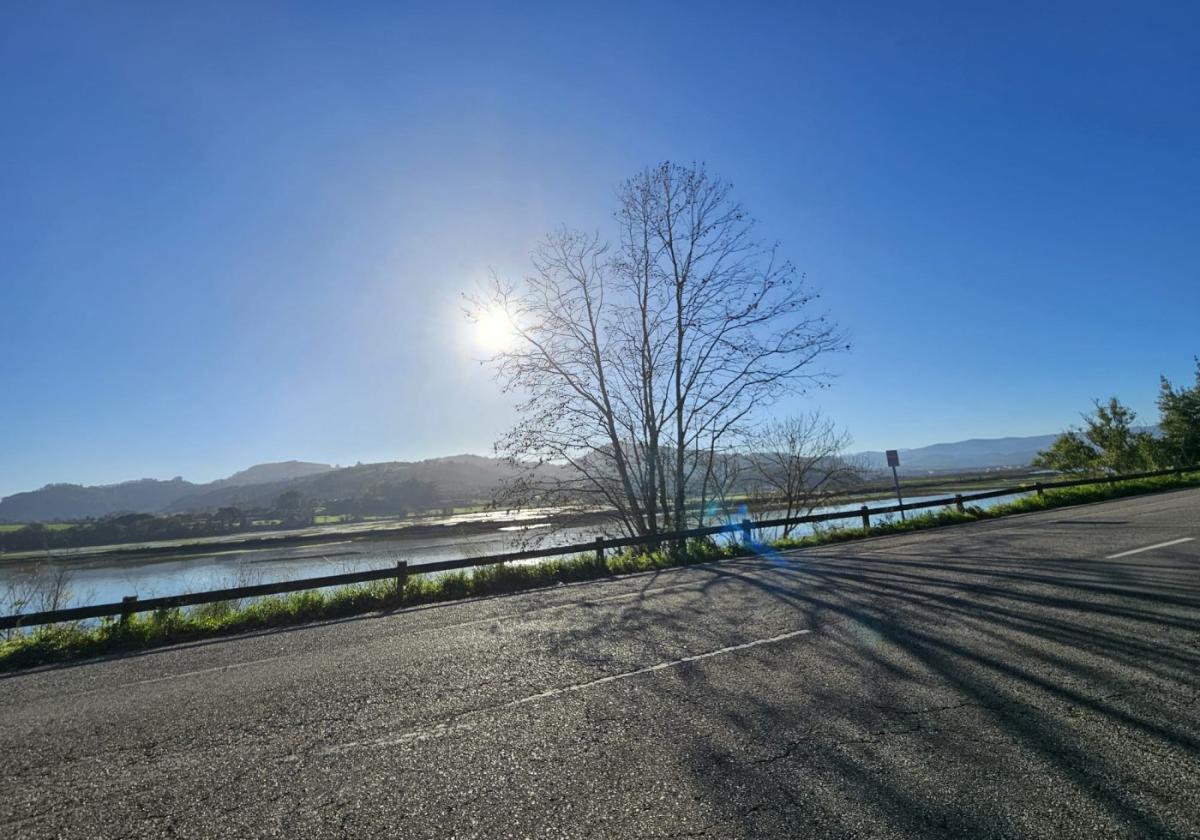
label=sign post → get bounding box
[886,449,905,521]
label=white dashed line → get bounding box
[323,628,812,754]
[100,577,746,696]
[118,655,287,688]
[1106,537,1194,559]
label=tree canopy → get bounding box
[473,162,846,539]
[1033,360,1200,475]
[1157,358,1200,466]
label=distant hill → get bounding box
[206,461,333,488]
[161,455,529,513]
[0,478,199,523]
[0,456,528,522]
[0,435,1072,523]
[856,434,1060,474]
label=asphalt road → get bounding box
[3,489,1199,838]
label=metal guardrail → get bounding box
[1,465,1195,630]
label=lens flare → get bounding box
[474,307,515,353]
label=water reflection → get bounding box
[0,493,1025,609]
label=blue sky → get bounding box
[2,1,1197,497]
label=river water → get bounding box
[0,491,1027,611]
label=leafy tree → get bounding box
[1033,397,1157,475]
[1032,430,1099,474]
[215,506,245,530]
[1157,358,1200,466]
[274,490,307,524]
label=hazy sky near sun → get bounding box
[2,1,1198,497]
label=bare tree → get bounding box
[1,564,80,640]
[746,413,862,538]
[475,230,651,537]
[471,162,846,542]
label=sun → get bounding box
[473,306,516,353]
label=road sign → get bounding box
[886,450,905,520]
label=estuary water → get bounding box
[0,491,1027,610]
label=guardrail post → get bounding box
[394,561,408,594]
[860,505,870,530]
[594,537,605,571]
[955,494,965,513]
[740,519,752,547]
[120,595,138,624]
[1035,482,1044,497]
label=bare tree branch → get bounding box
[467,162,847,543]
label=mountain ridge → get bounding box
[205,461,334,489]
[0,455,519,522]
[0,434,1064,522]
[854,434,1061,473]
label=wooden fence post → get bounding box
[120,595,138,624]
[1035,482,1044,497]
[860,506,870,530]
[740,519,752,547]
[955,494,965,513]
[394,561,408,594]
[594,537,605,571]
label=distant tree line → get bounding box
[1033,358,1200,475]
[319,478,439,517]
[1,510,259,553]
[0,478,442,553]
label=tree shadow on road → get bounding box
[546,537,1200,838]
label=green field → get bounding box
[311,514,352,525]
[0,522,76,533]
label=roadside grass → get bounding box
[3,472,1197,671]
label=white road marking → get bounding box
[324,628,812,754]
[117,655,287,688]
[103,579,751,694]
[92,576,755,696]
[1106,537,1194,559]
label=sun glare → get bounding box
[474,306,515,353]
